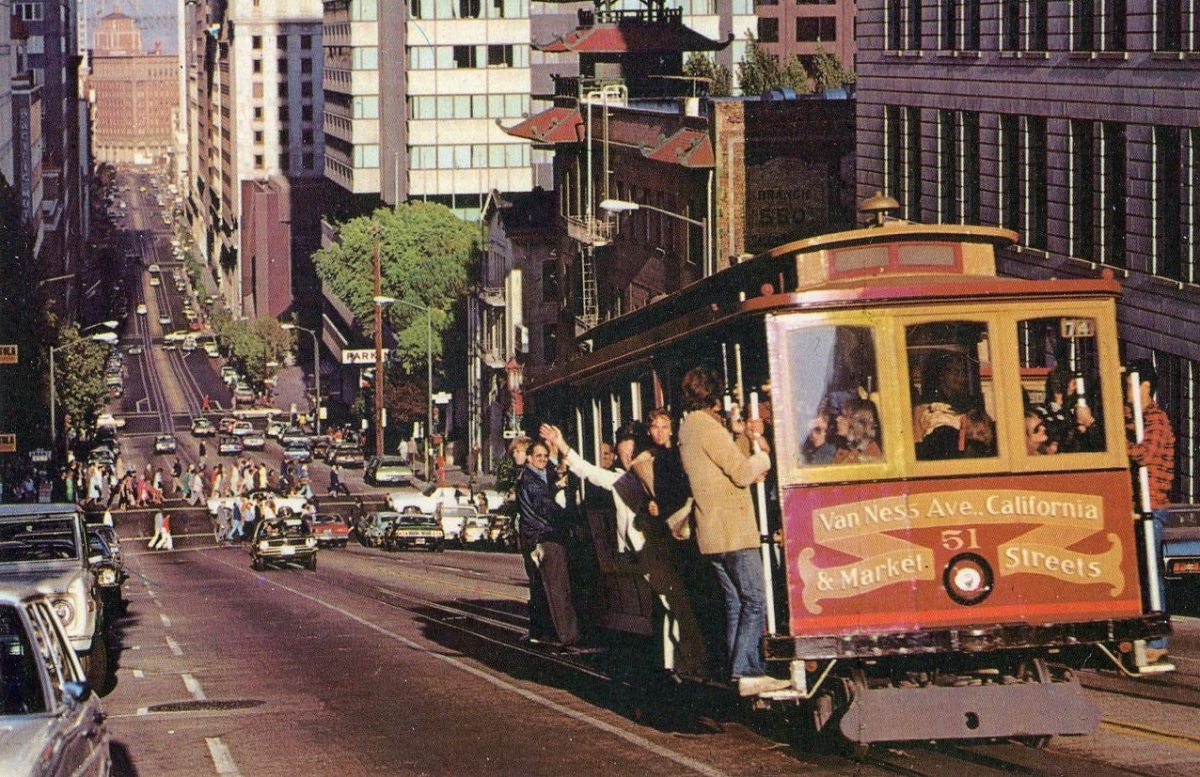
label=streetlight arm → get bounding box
[600,198,704,227]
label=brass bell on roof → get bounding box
[859,191,900,227]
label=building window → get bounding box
[1070,119,1095,261]
[254,130,264,144]
[301,58,313,74]
[302,130,314,145]
[797,17,836,41]
[939,111,960,223]
[278,81,289,98]
[1071,0,1121,50]
[1031,0,1049,49]
[302,105,314,122]
[280,106,290,121]
[1000,114,1021,234]
[254,154,264,169]
[542,259,559,301]
[758,17,780,42]
[252,35,262,50]
[908,0,923,49]
[280,152,290,170]
[1105,0,1127,50]
[301,81,313,98]
[280,130,290,145]
[1028,116,1048,249]
[301,34,312,50]
[278,35,289,50]
[887,0,903,48]
[453,46,477,68]
[1157,0,1184,50]
[1100,122,1126,267]
[253,59,263,73]
[963,112,980,224]
[254,106,263,120]
[1154,126,1184,280]
[487,45,513,67]
[885,105,903,201]
[303,153,314,169]
[460,0,482,17]
[904,106,923,221]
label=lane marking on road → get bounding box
[183,673,207,701]
[206,737,242,776]
[240,567,728,777]
[1101,719,1200,750]
[160,613,172,628]
[166,636,183,656]
[133,669,144,678]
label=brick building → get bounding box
[89,12,176,166]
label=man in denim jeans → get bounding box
[1126,359,1175,665]
[678,366,790,697]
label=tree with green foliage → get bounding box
[736,33,810,97]
[211,310,290,389]
[52,327,112,439]
[682,54,732,97]
[809,44,856,93]
[313,202,477,443]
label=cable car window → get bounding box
[1018,316,1106,454]
[907,321,997,461]
[784,325,883,467]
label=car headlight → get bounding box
[52,598,76,626]
[96,567,119,586]
[258,541,270,551]
[306,538,317,548]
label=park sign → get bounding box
[0,344,16,364]
[342,348,389,364]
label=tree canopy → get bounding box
[312,202,478,373]
[682,54,732,97]
[736,33,811,97]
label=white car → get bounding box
[136,303,148,315]
[95,413,126,429]
[149,276,160,287]
[387,485,472,515]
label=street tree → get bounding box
[682,54,732,97]
[53,327,111,435]
[809,43,856,93]
[312,202,477,377]
[737,33,810,96]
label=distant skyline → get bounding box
[87,0,178,55]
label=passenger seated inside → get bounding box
[1025,410,1049,455]
[802,415,837,464]
[913,351,994,460]
[832,399,883,464]
[1035,370,1101,453]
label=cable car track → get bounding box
[200,543,1159,776]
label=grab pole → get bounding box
[749,391,776,634]
[1130,371,1162,613]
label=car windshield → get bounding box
[0,518,81,563]
[0,605,47,715]
[399,516,438,528]
[312,516,343,526]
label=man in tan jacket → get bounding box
[677,366,790,697]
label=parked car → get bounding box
[135,303,147,315]
[328,443,364,469]
[95,413,125,430]
[230,420,254,437]
[249,517,317,571]
[387,485,472,515]
[384,514,445,552]
[309,436,334,461]
[191,417,215,436]
[218,416,238,434]
[358,511,401,548]
[280,427,310,447]
[233,383,255,405]
[153,434,177,454]
[0,504,110,690]
[86,526,126,620]
[365,456,413,487]
[241,430,266,451]
[306,514,350,548]
[266,420,286,439]
[0,590,112,775]
[217,434,244,456]
[221,365,239,384]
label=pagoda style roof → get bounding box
[501,106,584,144]
[641,127,713,168]
[535,7,731,54]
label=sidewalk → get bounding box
[271,364,311,420]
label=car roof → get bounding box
[0,503,80,519]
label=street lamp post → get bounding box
[281,323,321,435]
[372,295,395,459]
[599,198,712,275]
[390,298,434,482]
[50,330,120,454]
